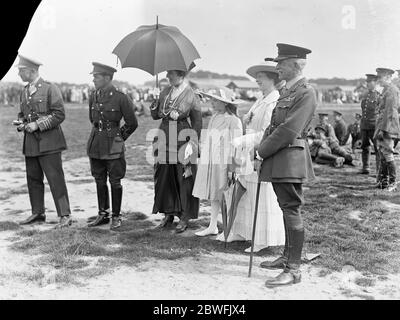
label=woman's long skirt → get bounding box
[152,162,199,220]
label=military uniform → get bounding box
[374,68,400,189]
[256,44,317,287]
[360,74,380,173]
[333,112,348,145]
[345,114,361,151]
[87,63,138,227]
[15,55,71,224]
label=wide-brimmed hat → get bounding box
[201,87,242,105]
[246,61,278,79]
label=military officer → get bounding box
[359,74,380,174]
[333,111,348,145]
[374,68,400,191]
[15,54,72,228]
[255,44,317,287]
[87,62,138,229]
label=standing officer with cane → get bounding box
[15,54,72,228]
[254,44,317,287]
[86,62,138,229]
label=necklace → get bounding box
[162,88,179,116]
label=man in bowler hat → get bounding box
[87,62,138,229]
[255,44,317,287]
[15,54,72,228]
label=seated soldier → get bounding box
[344,113,362,153]
[333,111,348,145]
[309,126,354,166]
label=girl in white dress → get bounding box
[226,61,286,252]
[193,87,243,237]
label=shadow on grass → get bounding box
[9,211,254,285]
[0,221,21,231]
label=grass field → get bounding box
[0,101,399,284]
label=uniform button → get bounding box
[101,112,103,114]
[110,92,113,96]
[100,104,103,106]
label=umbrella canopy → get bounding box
[220,175,247,244]
[112,23,200,76]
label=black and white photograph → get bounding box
[0,0,399,303]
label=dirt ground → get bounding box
[1,155,399,300]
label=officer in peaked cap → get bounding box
[15,54,72,228]
[87,62,138,229]
[359,73,380,174]
[256,43,317,287]
[374,67,400,191]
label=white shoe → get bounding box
[244,245,268,253]
[195,227,219,237]
[216,232,245,242]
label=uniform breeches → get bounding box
[25,153,71,217]
[272,183,304,231]
[90,157,126,188]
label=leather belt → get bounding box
[93,121,119,131]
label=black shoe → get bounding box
[265,269,302,288]
[359,168,370,174]
[88,213,110,227]
[110,216,122,230]
[19,213,46,225]
[260,256,287,270]
[175,220,188,234]
[154,215,174,230]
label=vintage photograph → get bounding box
[0,0,399,301]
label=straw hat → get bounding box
[246,61,278,79]
[201,87,242,105]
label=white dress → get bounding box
[230,90,285,247]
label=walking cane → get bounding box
[248,162,262,277]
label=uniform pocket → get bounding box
[109,136,125,155]
[32,94,48,113]
[271,140,307,179]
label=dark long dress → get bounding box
[150,83,202,220]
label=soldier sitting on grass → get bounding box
[309,126,354,167]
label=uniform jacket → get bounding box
[375,83,400,139]
[360,90,379,130]
[309,136,338,158]
[18,78,67,157]
[150,84,202,164]
[257,78,317,183]
[334,119,347,145]
[87,84,138,160]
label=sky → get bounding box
[2,0,400,85]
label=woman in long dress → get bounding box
[150,70,203,233]
[192,87,243,236]
[226,61,286,252]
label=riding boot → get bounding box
[111,186,123,229]
[360,151,370,174]
[386,161,397,192]
[261,218,288,269]
[88,183,110,227]
[265,228,304,288]
[97,183,110,213]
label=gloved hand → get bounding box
[153,87,160,99]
